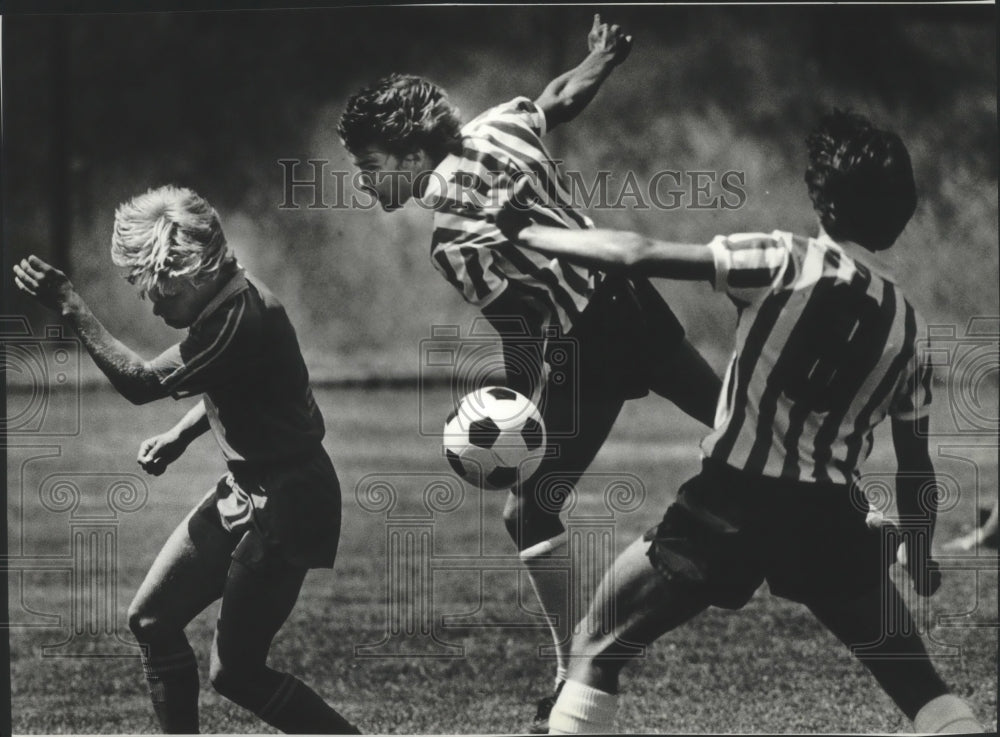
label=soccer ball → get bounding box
[443,386,546,490]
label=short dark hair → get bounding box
[805,109,917,251]
[338,74,463,161]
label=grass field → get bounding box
[7,385,998,734]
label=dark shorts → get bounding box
[191,447,342,572]
[644,460,892,609]
[567,275,686,401]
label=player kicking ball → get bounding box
[13,186,360,734]
[495,110,984,733]
[338,15,721,731]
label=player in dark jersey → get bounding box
[494,110,983,733]
[338,16,721,730]
[13,186,360,734]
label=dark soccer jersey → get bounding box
[417,96,595,333]
[700,231,932,485]
[148,268,325,463]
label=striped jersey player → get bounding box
[499,109,982,734]
[420,95,595,333]
[702,229,932,485]
[338,15,721,732]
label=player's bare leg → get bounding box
[808,583,982,732]
[549,537,712,733]
[209,557,359,734]
[504,391,624,731]
[127,507,233,733]
[648,337,721,428]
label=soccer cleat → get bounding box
[528,681,565,734]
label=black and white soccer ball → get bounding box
[443,386,546,491]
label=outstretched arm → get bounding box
[534,14,632,131]
[498,210,715,283]
[14,255,171,405]
[891,415,942,596]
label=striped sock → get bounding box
[140,645,200,733]
[914,694,982,733]
[548,679,617,734]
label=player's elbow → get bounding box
[116,373,167,405]
[120,388,158,406]
[536,97,574,131]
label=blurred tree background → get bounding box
[4,4,996,381]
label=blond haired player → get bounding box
[14,185,359,734]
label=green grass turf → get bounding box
[7,385,998,734]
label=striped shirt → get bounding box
[417,96,595,333]
[700,231,933,485]
[149,267,326,463]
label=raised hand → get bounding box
[13,255,76,313]
[587,13,632,65]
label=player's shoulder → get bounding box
[720,230,794,250]
[189,270,265,341]
[465,96,540,131]
[712,231,795,271]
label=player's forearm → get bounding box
[537,50,619,129]
[170,400,210,445]
[892,416,938,539]
[895,460,938,539]
[60,293,168,405]
[517,224,715,282]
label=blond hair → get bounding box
[111,185,232,297]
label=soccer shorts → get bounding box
[191,447,342,572]
[568,274,686,401]
[644,460,892,609]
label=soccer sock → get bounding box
[256,672,360,734]
[548,679,618,734]
[913,694,983,733]
[520,532,571,687]
[140,645,200,733]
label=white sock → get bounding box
[520,533,570,684]
[913,694,982,733]
[548,679,617,734]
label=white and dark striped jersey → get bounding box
[417,97,595,333]
[700,231,933,485]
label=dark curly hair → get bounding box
[805,109,917,251]
[338,74,464,161]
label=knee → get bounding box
[209,641,269,709]
[503,486,566,549]
[209,654,246,703]
[127,599,171,645]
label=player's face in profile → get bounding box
[148,279,213,329]
[352,146,424,211]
